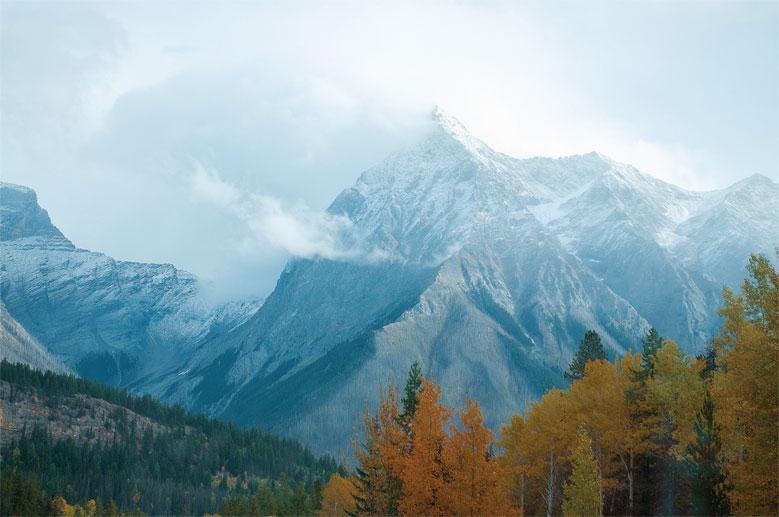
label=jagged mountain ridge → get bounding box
[0,182,260,385]
[1,110,776,456]
[149,110,777,454]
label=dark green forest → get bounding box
[0,360,340,516]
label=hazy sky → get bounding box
[1,1,777,298]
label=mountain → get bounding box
[0,182,259,386]
[1,110,776,456]
[0,302,70,374]
[148,110,778,454]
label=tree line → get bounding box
[318,254,777,516]
[0,361,339,516]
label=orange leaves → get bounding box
[397,378,451,516]
[353,387,404,515]
[355,376,515,516]
[441,400,516,516]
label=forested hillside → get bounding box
[0,361,339,516]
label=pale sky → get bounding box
[1,0,777,298]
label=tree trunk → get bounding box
[628,451,634,516]
[545,451,557,517]
[595,434,604,517]
[519,473,525,516]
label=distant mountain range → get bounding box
[2,109,776,455]
[0,182,259,386]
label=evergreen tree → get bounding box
[565,330,606,381]
[697,345,719,379]
[399,362,423,430]
[640,327,664,378]
[683,390,730,516]
[562,428,602,517]
[351,412,384,516]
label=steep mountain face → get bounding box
[155,110,778,454]
[0,302,70,374]
[0,183,259,386]
[2,111,776,457]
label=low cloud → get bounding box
[189,163,373,262]
[190,163,241,206]
[242,196,356,260]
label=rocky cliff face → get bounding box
[0,182,259,386]
[0,379,172,447]
[0,302,70,374]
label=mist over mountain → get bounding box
[1,110,776,455]
[0,182,260,385]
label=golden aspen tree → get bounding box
[440,400,517,516]
[49,495,83,517]
[712,254,778,516]
[562,428,602,517]
[318,473,357,516]
[504,388,574,516]
[568,359,623,509]
[567,356,656,515]
[398,377,452,516]
[499,414,530,514]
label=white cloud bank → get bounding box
[1,0,775,297]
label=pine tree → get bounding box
[698,345,719,379]
[683,389,730,516]
[562,428,602,517]
[640,328,664,378]
[399,362,423,431]
[565,330,607,381]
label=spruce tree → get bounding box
[562,428,602,517]
[399,362,423,430]
[639,327,664,378]
[565,330,606,380]
[697,345,719,379]
[684,390,730,516]
[351,412,381,516]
